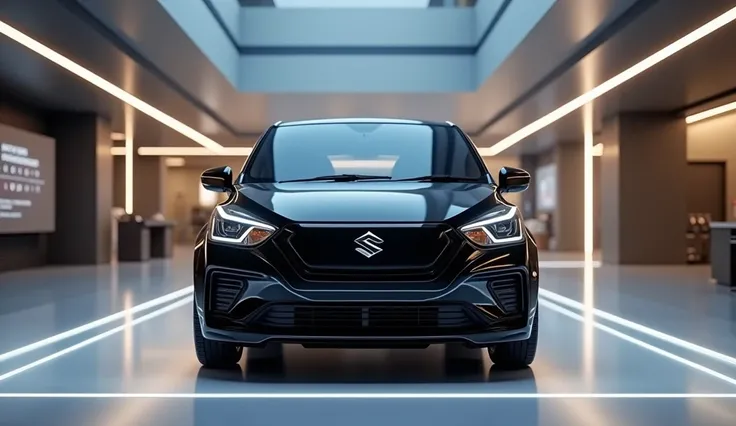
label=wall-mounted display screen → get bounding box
[535,163,557,212]
[0,124,55,234]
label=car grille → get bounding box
[487,272,524,314]
[246,303,488,336]
[209,271,248,314]
[274,224,461,283]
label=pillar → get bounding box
[553,142,584,251]
[46,113,112,264]
[600,113,687,264]
[112,155,125,209]
[133,156,166,218]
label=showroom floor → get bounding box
[0,248,734,426]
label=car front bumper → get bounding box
[194,236,539,348]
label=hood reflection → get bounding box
[235,182,497,223]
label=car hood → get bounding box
[233,181,498,223]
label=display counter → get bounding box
[117,217,176,262]
[709,222,736,288]
[145,220,175,259]
[117,220,150,262]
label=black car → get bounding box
[193,118,539,369]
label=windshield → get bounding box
[240,122,490,184]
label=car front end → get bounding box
[192,118,539,369]
[194,195,538,349]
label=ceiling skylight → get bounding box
[274,0,430,8]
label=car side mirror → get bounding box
[498,167,530,193]
[201,166,233,193]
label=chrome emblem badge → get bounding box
[355,231,384,258]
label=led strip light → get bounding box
[0,393,733,399]
[0,20,224,153]
[539,289,736,367]
[0,287,192,363]
[110,147,252,156]
[0,297,192,382]
[124,105,134,214]
[583,104,594,256]
[109,146,505,158]
[1,297,735,398]
[686,100,736,123]
[482,5,736,155]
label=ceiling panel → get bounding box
[482,0,736,154]
[2,0,736,159]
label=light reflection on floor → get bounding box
[0,249,733,425]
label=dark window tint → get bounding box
[242,123,488,183]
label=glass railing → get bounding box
[240,0,477,7]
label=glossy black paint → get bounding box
[194,120,538,348]
[201,166,234,192]
[237,181,496,223]
[497,166,531,193]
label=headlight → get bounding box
[459,205,523,246]
[210,205,276,246]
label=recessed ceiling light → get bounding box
[165,157,186,167]
[485,5,736,155]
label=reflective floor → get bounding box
[0,248,735,426]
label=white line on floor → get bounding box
[539,299,736,387]
[538,260,601,268]
[0,297,192,382]
[539,289,736,368]
[0,287,193,363]
[0,393,733,399]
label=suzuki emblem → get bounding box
[354,231,384,258]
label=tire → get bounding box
[489,309,538,369]
[193,303,243,368]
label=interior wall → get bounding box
[687,113,736,220]
[521,148,601,251]
[134,156,167,218]
[165,166,216,244]
[0,97,49,272]
[112,159,203,243]
[111,156,239,246]
[554,143,584,251]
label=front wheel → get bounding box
[193,303,242,368]
[488,309,538,369]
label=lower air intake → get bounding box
[209,271,248,313]
[249,303,484,336]
[487,273,523,314]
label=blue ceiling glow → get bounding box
[274,0,431,8]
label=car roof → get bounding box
[276,118,454,127]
